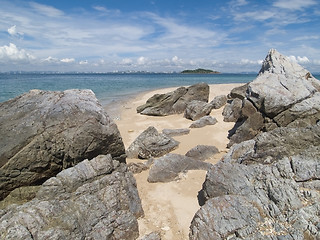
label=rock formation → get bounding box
[0,155,144,239]
[0,89,125,200]
[190,124,320,239]
[184,100,212,121]
[224,49,320,146]
[162,128,190,137]
[137,83,209,116]
[126,126,179,159]
[189,116,218,128]
[185,145,219,161]
[148,153,212,183]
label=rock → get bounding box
[190,125,320,239]
[127,159,154,174]
[184,100,212,121]
[162,128,190,137]
[190,195,264,240]
[208,95,228,109]
[185,145,219,161]
[137,83,209,116]
[222,98,242,122]
[0,155,144,239]
[0,89,125,200]
[126,126,179,159]
[225,49,320,146]
[228,83,249,100]
[147,153,212,183]
[189,116,218,128]
[140,232,161,240]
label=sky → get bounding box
[0,0,319,73]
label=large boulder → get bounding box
[137,83,209,116]
[184,100,212,121]
[225,49,320,146]
[0,89,125,200]
[190,124,320,239]
[148,153,212,183]
[126,126,179,159]
[0,155,144,239]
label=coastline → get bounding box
[108,83,242,239]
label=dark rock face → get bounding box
[185,145,219,161]
[189,116,218,128]
[137,83,209,116]
[209,95,227,110]
[0,89,125,200]
[0,155,144,239]
[184,100,212,121]
[147,153,212,183]
[126,126,179,159]
[190,125,320,239]
[224,49,320,146]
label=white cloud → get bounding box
[0,43,35,62]
[42,56,59,63]
[79,60,88,65]
[60,58,75,63]
[137,56,147,65]
[273,0,317,10]
[231,0,248,7]
[121,58,133,65]
[29,2,64,17]
[289,55,310,63]
[240,59,263,65]
[8,25,17,35]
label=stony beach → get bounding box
[1,49,320,239]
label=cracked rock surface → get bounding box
[0,89,125,200]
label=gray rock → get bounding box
[189,116,218,128]
[0,89,125,200]
[184,100,212,121]
[209,95,228,109]
[162,128,190,137]
[0,155,144,240]
[147,153,212,183]
[126,126,179,159]
[185,145,219,161]
[228,83,249,100]
[225,49,320,146]
[140,232,161,240]
[222,98,242,122]
[137,83,209,116]
[190,125,320,239]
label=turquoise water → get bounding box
[1,73,318,105]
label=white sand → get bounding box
[110,83,242,239]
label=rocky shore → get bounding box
[1,49,319,239]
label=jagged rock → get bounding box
[137,83,209,116]
[185,145,219,161]
[0,155,144,239]
[208,95,228,109]
[162,128,190,137]
[189,116,218,128]
[147,153,212,183]
[140,232,161,240]
[225,49,320,146]
[184,100,212,121]
[126,126,179,159]
[190,125,320,239]
[127,159,154,174]
[228,83,249,100]
[222,98,242,122]
[0,89,125,200]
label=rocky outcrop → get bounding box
[137,83,209,116]
[0,89,125,200]
[126,126,179,159]
[190,124,320,239]
[147,153,212,183]
[185,145,219,161]
[189,116,218,128]
[0,155,144,239]
[225,49,320,146]
[208,95,227,109]
[184,100,212,121]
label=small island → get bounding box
[181,68,221,74]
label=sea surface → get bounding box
[1,73,319,105]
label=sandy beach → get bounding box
[111,83,243,239]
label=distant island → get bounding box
[181,68,221,74]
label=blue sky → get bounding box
[0,0,319,72]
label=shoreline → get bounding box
[109,83,243,239]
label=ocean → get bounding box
[1,73,319,105]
